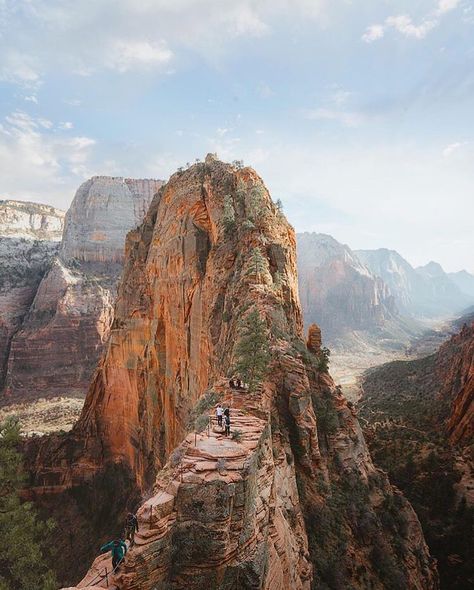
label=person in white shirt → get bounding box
[216,404,224,427]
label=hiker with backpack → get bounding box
[224,407,231,436]
[100,538,127,571]
[124,512,139,546]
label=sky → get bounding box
[0,0,473,272]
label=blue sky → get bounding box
[0,0,473,271]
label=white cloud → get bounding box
[0,0,327,86]
[362,0,460,43]
[385,15,437,39]
[0,51,41,87]
[0,111,96,207]
[24,95,38,104]
[59,121,74,130]
[442,141,467,157]
[106,40,173,73]
[362,24,384,43]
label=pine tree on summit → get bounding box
[234,308,271,392]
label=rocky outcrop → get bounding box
[3,177,163,401]
[357,249,473,318]
[25,156,437,589]
[0,200,65,391]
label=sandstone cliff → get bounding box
[26,156,437,589]
[3,177,163,401]
[0,200,65,391]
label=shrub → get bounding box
[231,429,243,442]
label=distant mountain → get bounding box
[448,269,474,297]
[296,233,420,350]
[356,249,473,318]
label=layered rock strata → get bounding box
[0,200,65,390]
[3,177,163,401]
[26,156,437,589]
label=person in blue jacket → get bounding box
[100,538,127,570]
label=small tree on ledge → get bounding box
[246,247,269,283]
[234,308,271,392]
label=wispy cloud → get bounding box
[105,40,173,73]
[0,111,96,206]
[442,141,468,157]
[362,0,460,43]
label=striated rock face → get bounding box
[0,199,64,240]
[61,176,163,263]
[3,177,163,401]
[437,323,474,447]
[26,157,437,589]
[0,200,65,390]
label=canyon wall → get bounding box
[357,249,473,319]
[3,177,163,401]
[26,156,437,589]
[0,200,65,390]
[360,321,474,588]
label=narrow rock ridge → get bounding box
[27,156,437,589]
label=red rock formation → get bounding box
[26,156,437,589]
[436,323,474,446]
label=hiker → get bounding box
[224,408,231,436]
[236,378,242,389]
[124,512,139,546]
[100,538,127,571]
[216,403,224,427]
[229,378,235,389]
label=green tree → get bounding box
[275,198,283,212]
[246,247,269,282]
[246,183,268,228]
[222,195,236,233]
[234,309,271,392]
[317,346,331,373]
[0,417,56,590]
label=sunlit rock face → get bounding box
[3,177,163,401]
[26,157,437,589]
[61,176,163,263]
[0,200,65,390]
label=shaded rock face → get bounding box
[27,157,437,589]
[360,322,474,588]
[0,200,65,390]
[356,249,473,319]
[296,233,422,353]
[437,323,474,447]
[3,177,163,401]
